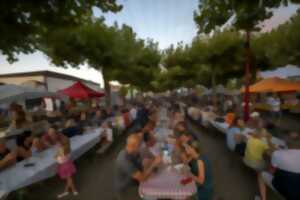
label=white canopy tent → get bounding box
[260,65,300,79]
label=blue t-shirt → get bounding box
[226,127,241,151]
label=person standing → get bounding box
[55,143,78,198]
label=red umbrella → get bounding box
[58,81,104,99]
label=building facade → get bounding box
[0,70,101,92]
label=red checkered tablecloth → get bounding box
[139,167,197,199]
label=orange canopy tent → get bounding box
[241,77,300,93]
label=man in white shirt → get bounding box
[267,94,281,120]
[187,106,201,121]
[260,132,300,200]
[129,105,137,122]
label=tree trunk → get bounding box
[103,75,111,108]
[211,67,216,92]
[243,30,251,122]
[211,67,218,108]
[130,86,134,100]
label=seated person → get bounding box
[96,122,113,154]
[225,109,235,126]
[16,130,33,149]
[182,141,213,200]
[243,131,275,200]
[260,132,300,200]
[106,107,115,118]
[16,136,47,159]
[226,117,246,156]
[247,111,261,129]
[174,122,191,142]
[0,139,17,170]
[42,126,68,147]
[187,106,201,122]
[78,111,90,129]
[244,131,274,171]
[91,109,105,127]
[62,119,83,138]
[139,132,160,160]
[114,135,161,196]
[6,109,29,134]
[171,111,184,129]
[142,121,156,134]
[201,107,217,127]
[31,136,47,152]
[174,122,192,161]
[16,130,34,160]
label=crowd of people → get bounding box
[115,100,213,200]
[0,94,299,200]
[186,93,300,200]
[0,100,147,198]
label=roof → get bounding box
[0,69,100,86]
[260,65,300,79]
[0,84,55,104]
[241,77,300,93]
[58,81,105,99]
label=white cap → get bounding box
[250,112,260,118]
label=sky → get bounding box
[0,0,299,86]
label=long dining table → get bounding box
[0,128,102,199]
[209,120,286,148]
[139,108,197,200]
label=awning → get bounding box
[241,77,300,93]
[0,84,55,104]
[58,81,104,99]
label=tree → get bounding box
[40,20,161,106]
[162,43,202,89]
[152,66,193,91]
[194,0,293,121]
[112,40,162,92]
[0,0,122,62]
[163,43,193,69]
[261,11,300,66]
[250,11,300,75]
[190,30,244,89]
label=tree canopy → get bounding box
[39,18,161,104]
[194,0,290,33]
[0,0,122,62]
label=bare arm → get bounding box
[180,152,191,164]
[0,152,17,170]
[191,160,205,185]
[132,156,161,182]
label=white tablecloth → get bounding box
[210,120,229,134]
[0,128,102,198]
[209,120,286,147]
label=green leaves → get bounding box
[39,18,161,92]
[252,12,300,67]
[0,0,122,62]
[194,0,286,32]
